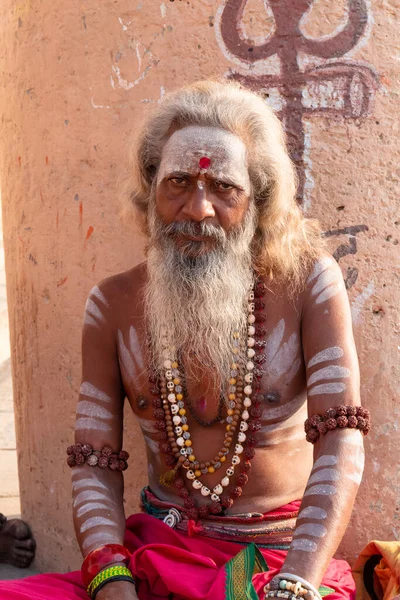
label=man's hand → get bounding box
[95,580,139,600]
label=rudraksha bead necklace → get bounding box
[152,278,267,517]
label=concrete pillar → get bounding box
[0,0,398,571]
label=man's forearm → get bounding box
[72,465,126,556]
[281,429,364,588]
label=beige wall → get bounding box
[0,0,398,573]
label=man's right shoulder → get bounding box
[86,262,147,310]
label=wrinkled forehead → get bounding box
[157,125,250,190]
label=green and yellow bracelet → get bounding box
[87,565,135,599]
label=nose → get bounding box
[181,184,215,222]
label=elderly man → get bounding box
[0,81,368,600]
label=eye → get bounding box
[214,180,234,190]
[169,176,188,186]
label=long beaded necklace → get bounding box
[150,279,267,519]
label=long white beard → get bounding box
[144,202,257,388]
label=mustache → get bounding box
[160,220,227,245]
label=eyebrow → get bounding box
[164,170,246,191]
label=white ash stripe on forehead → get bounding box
[308,383,346,396]
[82,531,120,552]
[290,538,317,552]
[307,347,344,369]
[313,455,337,469]
[298,506,327,520]
[80,516,117,533]
[75,417,112,432]
[73,489,111,507]
[76,502,114,518]
[129,326,145,373]
[308,468,340,485]
[156,126,251,193]
[307,256,334,284]
[294,523,327,538]
[304,484,337,497]
[72,477,108,492]
[80,382,112,404]
[76,401,114,420]
[89,285,108,307]
[308,365,350,386]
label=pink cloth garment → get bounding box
[0,512,356,600]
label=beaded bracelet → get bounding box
[304,405,371,444]
[66,444,129,472]
[87,565,135,599]
[264,574,322,600]
[82,543,132,587]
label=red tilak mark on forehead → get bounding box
[199,156,211,170]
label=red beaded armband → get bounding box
[66,444,129,472]
[304,405,371,444]
[81,543,132,587]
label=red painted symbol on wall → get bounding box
[215,0,379,204]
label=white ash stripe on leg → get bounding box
[76,401,114,420]
[290,538,318,552]
[75,417,112,432]
[129,326,145,373]
[82,531,120,552]
[308,383,346,396]
[304,484,337,497]
[73,490,111,508]
[298,506,327,520]
[76,502,114,518]
[294,523,327,538]
[89,285,109,307]
[308,468,340,485]
[307,347,344,369]
[80,516,117,534]
[313,455,337,469]
[308,366,350,386]
[80,382,112,404]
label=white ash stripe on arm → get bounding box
[76,501,115,518]
[80,516,117,534]
[313,455,337,469]
[307,256,334,285]
[76,401,114,421]
[75,417,113,432]
[290,539,318,552]
[73,490,112,508]
[308,468,340,485]
[308,383,346,396]
[72,477,108,492]
[84,298,106,328]
[294,523,327,538]
[303,484,337,497]
[307,347,344,369]
[90,285,109,307]
[79,382,112,404]
[308,366,350,386]
[298,506,327,520]
[82,531,121,553]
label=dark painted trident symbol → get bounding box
[216,0,379,203]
